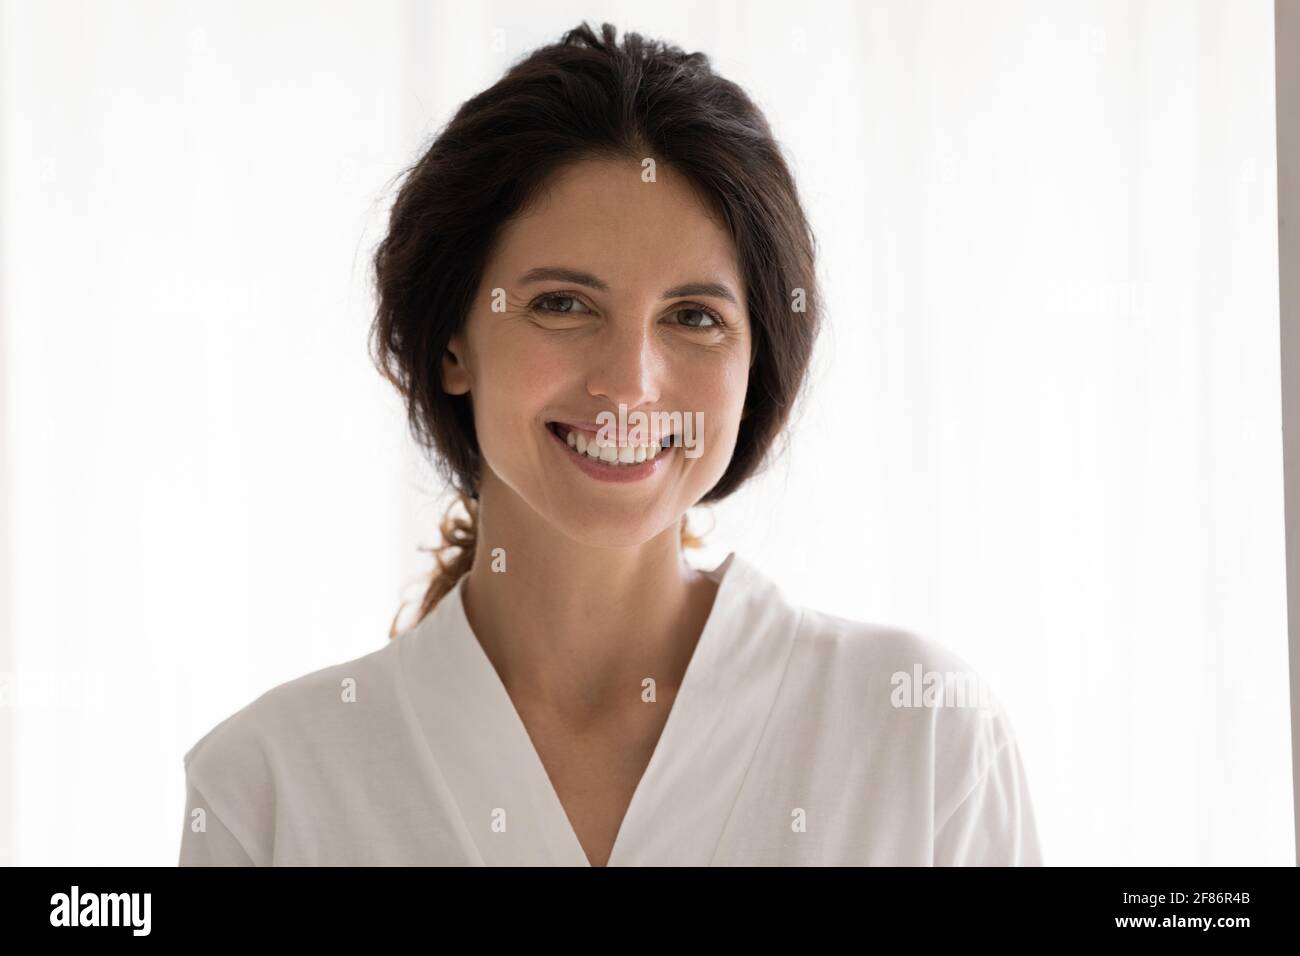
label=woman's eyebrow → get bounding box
[518,266,738,305]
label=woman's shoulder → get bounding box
[178,638,405,866]
[785,602,1024,779]
[737,554,1020,741]
[182,638,401,784]
[785,602,1039,860]
[792,603,996,685]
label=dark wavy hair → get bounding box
[370,21,822,636]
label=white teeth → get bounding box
[554,424,669,466]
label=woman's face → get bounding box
[442,157,751,548]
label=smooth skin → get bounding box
[440,156,753,865]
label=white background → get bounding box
[0,0,1290,865]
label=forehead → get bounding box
[489,158,744,301]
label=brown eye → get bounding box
[532,293,591,314]
[675,306,724,329]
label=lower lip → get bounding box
[546,424,672,483]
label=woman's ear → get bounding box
[442,333,472,396]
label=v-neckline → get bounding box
[452,551,741,867]
[395,549,802,866]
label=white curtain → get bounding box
[0,0,1288,865]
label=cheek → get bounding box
[704,358,750,436]
[473,335,571,431]
[679,368,746,471]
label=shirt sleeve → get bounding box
[932,736,1043,866]
[178,774,258,867]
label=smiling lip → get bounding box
[545,421,671,483]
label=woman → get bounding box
[179,21,1042,867]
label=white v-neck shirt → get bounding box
[178,552,1043,866]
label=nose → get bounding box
[585,318,662,410]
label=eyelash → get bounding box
[528,291,727,330]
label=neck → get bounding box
[458,475,717,725]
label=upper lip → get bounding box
[547,418,674,441]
